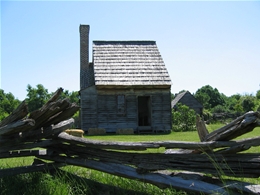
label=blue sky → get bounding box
[1,1,260,100]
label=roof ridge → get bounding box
[171,91,189,107]
[93,40,156,45]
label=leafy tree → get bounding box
[233,102,243,113]
[241,95,256,112]
[194,91,211,109]
[0,85,79,124]
[58,90,79,105]
[225,94,241,113]
[194,85,225,110]
[26,84,51,112]
[172,103,196,132]
[0,89,21,121]
[211,105,228,113]
[256,90,260,100]
[171,93,175,101]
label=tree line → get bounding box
[172,85,260,132]
[0,84,79,121]
[193,85,260,115]
[1,84,260,129]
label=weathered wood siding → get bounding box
[80,86,97,130]
[81,87,172,133]
[151,92,172,132]
[96,94,137,132]
[178,93,203,115]
[94,90,138,133]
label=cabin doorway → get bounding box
[138,96,151,126]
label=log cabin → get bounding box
[79,25,172,134]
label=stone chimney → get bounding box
[79,25,93,90]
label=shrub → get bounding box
[172,103,196,132]
[211,105,228,113]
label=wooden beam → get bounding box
[0,119,35,136]
[0,101,28,127]
[56,132,260,152]
[38,154,229,195]
[0,159,65,178]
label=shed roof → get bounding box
[171,91,188,108]
[171,91,203,108]
[92,41,171,88]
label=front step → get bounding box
[137,126,153,134]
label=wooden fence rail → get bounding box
[1,88,260,194]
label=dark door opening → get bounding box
[138,96,151,126]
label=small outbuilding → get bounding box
[171,91,203,115]
[79,25,172,134]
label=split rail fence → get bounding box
[1,88,260,194]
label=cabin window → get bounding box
[138,96,151,126]
[117,95,126,115]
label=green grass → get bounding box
[0,172,72,195]
[0,164,183,195]
[86,131,201,142]
[1,124,260,195]
[0,156,33,168]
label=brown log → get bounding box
[47,154,259,194]
[56,132,159,150]
[205,111,260,141]
[38,154,228,195]
[56,132,260,152]
[0,126,52,146]
[0,149,47,159]
[216,144,251,154]
[29,87,63,119]
[0,139,61,153]
[0,118,75,147]
[0,119,35,136]
[0,101,28,127]
[1,90,260,194]
[172,171,260,195]
[46,143,260,178]
[208,123,258,141]
[43,103,79,127]
[206,113,248,140]
[29,98,71,129]
[237,136,260,147]
[196,115,209,141]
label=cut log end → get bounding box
[196,115,209,142]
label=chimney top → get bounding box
[79,24,90,33]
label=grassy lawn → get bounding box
[86,124,260,142]
[1,124,260,195]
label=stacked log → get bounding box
[1,88,260,194]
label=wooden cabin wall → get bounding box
[81,87,172,133]
[151,92,172,132]
[179,93,203,115]
[97,94,137,133]
[80,86,97,131]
